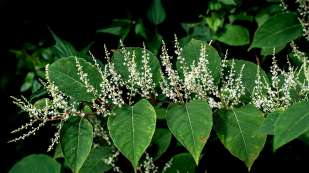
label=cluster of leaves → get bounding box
[97,0,166,54]
[8,0,309,173]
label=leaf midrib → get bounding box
[75,118,82,173]
[49,68,86,89]
[185,104,197,158]
[254,24,300,46]
[231,109,249,161]
[131,106,136,166]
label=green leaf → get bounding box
[155,106,167,120]
[214,105,266,169]
[53,143,64,159]
[147,0,166,25]
[97,19,131,40]
[149,128,172,160]
[9,154,61,173]
[229,13,254,23]
[50,31,78,58]
[135,20,147,39]
[255,4,282,26]
[250,13,302,49]
[206,16,224,32]
[148,33,163,54]
[20,72,35,92]
[274,101,309,150]
[261,43,286,56]
[97,26,122,36]
[48,57,103,102]
[218,0,236,5]
[217,24,250,46]
[298,130,309,146]
[226,59,269,103]
[61,116,93,173]
[163,153,196,173]
[34,98,51,110]
[177,39,221,84]
[112,47,162,85]
[259,111,281,135]
[79,146,113,173]
[107,99,156,171]
[166,100,213,165]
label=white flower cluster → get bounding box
[140,152,158,173]
[183,42,218,100]
[76,57,98,96]
[252,49,299,112]
[160,36,221,107]
[9,65,81,150]
[90,46,125,116]
[120,42,156,102]
[104,149,122,173]
[160,40,184,102]
[296,0,309,40]
[11,37,309,163]
[161,158,173,173]
[220,58,245,109]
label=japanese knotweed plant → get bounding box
[9,38,309,173]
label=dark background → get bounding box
[0,0,308,172]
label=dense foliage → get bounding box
[6,0,309,173]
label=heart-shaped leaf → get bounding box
[217,24,249,46]
[79,146,113,173]
[9,154,61,173]
[107,99,156,171]
[214,105,266,169]
[61,116,93,173]
[48,57,103,102]
[166,100,213,164]
[274,101,309,150]
[147,0,166,25]
[250,12,302,49]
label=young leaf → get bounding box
[214,105,266,169]
[61,116,93,173]
[48,57,103,102]
[112,47,162,85]
[163,153,196,173]
[250,13,302,49]
[50,31,78,58]
[217,24,250,46]
[135,20,147,39]
[274,101,309,150]
[149,128,172,160]
[166,100,213,165]
[20,72,35,92]
[107,99,156,171]
[147,0,166,25]
[9,154,61,173]
[177,39,221,84]
[79,146,113,173]
[96,19,131,40]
